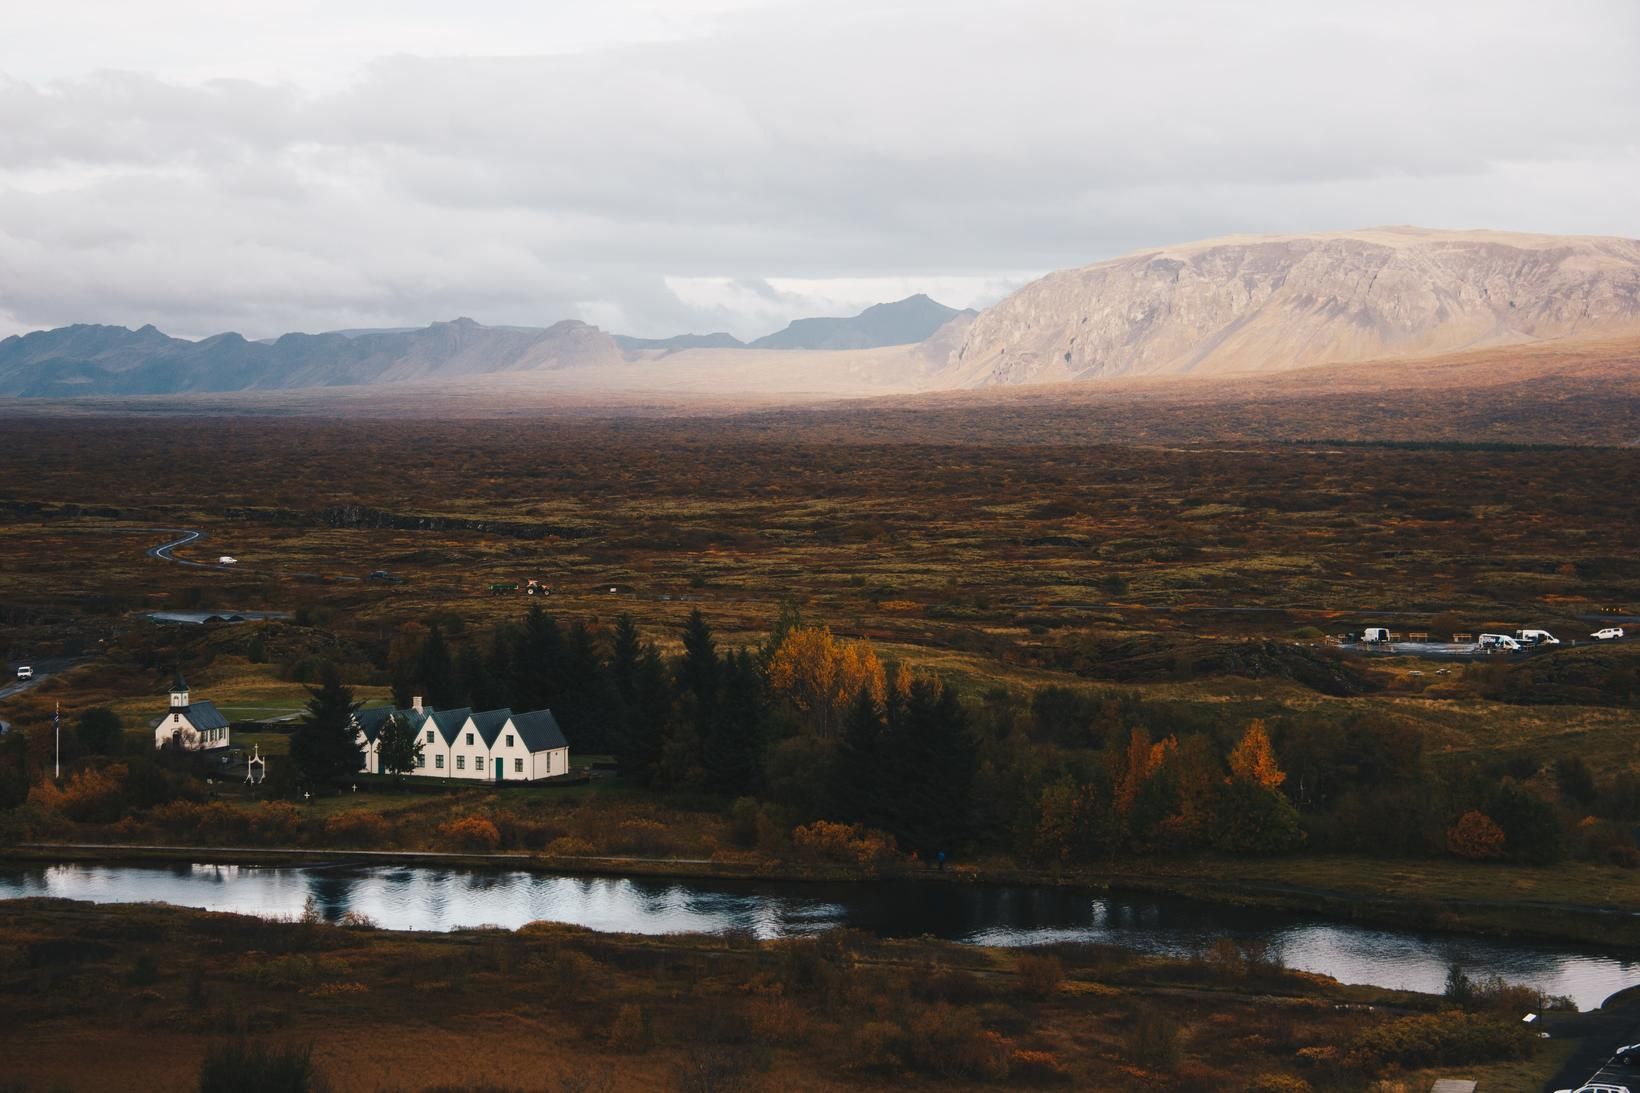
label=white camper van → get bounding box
[1514,629,1559,645]
[1478,633,1521,651]
[1361,627,1391,643]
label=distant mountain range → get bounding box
[0,317,625,398]
[612,294,974,353]
[0,294,973,397]
[7,228,1640,399]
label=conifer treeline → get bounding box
[388,605,980,855]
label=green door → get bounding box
[495,758,503,782]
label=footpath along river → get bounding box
[3,860,1635,1010]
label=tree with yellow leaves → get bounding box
[766,625,887,735]
[1214,719,1303,854]
[1228,719,1286,790]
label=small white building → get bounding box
[352,698,570,782]
[151,672,231,751]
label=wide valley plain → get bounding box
[1,349,1638,1092]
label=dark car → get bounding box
[367,570,404,584]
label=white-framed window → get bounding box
[465,732,474,745]
[416,754,426,768]
[435,755,445,769]
[514,758,523,773]
[505,734,514,747]
[426,729,434,743]
[456,755,465,770]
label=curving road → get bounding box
[144,528,238,570]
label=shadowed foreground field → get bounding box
[0,898,1572,1092]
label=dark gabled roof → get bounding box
[509,709,568,753]
[468,708,512,748]
[426,707,473,746]
[172,670,188,691]
[353,705,427,743]
[186,700,229,731]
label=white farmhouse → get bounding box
[151,672,231,751]
[352,698,570,782]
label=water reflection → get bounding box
[2,862,1634,1009]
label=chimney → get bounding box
[412,695,423,714]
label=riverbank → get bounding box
[0,896,1562,1092]
[9,840,1639,951]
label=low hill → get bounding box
[944,227,1640,386]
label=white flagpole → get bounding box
[54,701,61,780]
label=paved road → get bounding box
[140,527,359,583]
[1542,1005,1640,1092]
[145,528,237,570]
[0,657,84,702]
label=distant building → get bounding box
[352,697,569,782]
[151,672,230,751]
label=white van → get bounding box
[1478,633,1521,651]
[15,666,33,681]
[1514,629,1559,645]
[1361,627,1391,643]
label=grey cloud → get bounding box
[1,0,1637,339]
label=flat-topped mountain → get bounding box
[0,317,625,397]
[942,227,1640,386]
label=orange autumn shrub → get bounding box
[1447,810,1506,860]
[439,815,501,852]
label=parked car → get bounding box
[15,666,32,681]
[1616,1042,1640,1065]
[1554,1084,1631,1093]
[217,555,237,565]
[1591,627,1626,641]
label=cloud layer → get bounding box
[2,0,1637,340]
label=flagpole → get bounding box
[54,701,61,781]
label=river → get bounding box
[2,861,1634,1010]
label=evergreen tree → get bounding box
[876,678,977,856]
[677,609,719,720]
[415,625,460,708]
[610,613,643,704]
[615,646,673,785]
[830,687,883,823]
[483,628,516,710]
[76,707,124,755]
[455,641,503,710]
[553,621,618,753]
[511,604,564,713]
[291,666,363,784]
[376,712,424,782]
[703,649,766,797]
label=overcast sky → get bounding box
[2,0,1637,341]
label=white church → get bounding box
[352,698,570,782]
[151,672,231,751]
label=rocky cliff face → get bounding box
[943,228,1640,386]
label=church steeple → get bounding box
[169,671,190,712]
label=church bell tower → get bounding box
[169,671,190,713]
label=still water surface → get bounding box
[3,862,1634,1010]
